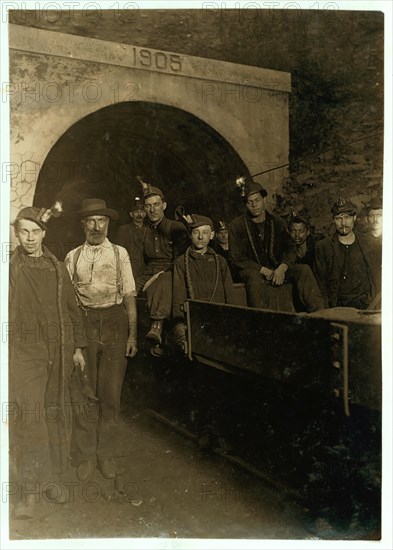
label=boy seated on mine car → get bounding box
[172,214,236,348]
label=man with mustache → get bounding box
[365,198,383,240]
[65,199,137,481]
[314,198,377,309]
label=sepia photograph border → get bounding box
[1,1,392,549]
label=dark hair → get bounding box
[288,217,310,229]
[143,193,166,204]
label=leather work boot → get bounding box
[150,345,170,358]
[98,458,117,479]
[44,482,67,504]
[76,460,95,481]
[146,320,163,345]
[12,494,36,520]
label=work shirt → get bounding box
[142,216,188,270]
[229,211,297,273]
[116,223,146,279]
[136,216,188,293]
[294,235,320,268]
[368,235,382,296]
[337,239,371,307]
[172,247,235,321]
[65,238,136,308]
[314,232,376,309]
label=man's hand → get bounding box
[123,293,138,358]
[271,264,288,286]
[173,323,187,347]
[260,266,273,280]
[73,347,86,371]
[126,338,138,358]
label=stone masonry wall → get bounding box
[10,8,384,233]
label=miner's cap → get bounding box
[331,198,356,216]
[143,187,165,200]
[288,211,310,227]
[188,214,214,230]
[130,197,145,212]
[216,220,228,232]
[366,198,382,212]
[12,206,47,230]
[242,180,268,200]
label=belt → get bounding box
[79,303,123,313]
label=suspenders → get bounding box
[71,242,123,306]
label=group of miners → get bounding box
[115,177,382,326]
[8,177,382,518]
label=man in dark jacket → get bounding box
[365,198,382,304]
[116,196,146,279]
[213,220,230,256]
[210,219,240,282]
[314,198,377,309]
[136,181,188,344]
[228,180,324,312]
[9,205,86,518]
[172,214,235,323]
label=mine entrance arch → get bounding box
[9,23,290,251]
[34,101,251,259]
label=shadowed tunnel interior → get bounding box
[34,101,250,259]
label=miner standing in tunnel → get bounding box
[65,199,138,481]
[9,204,87,518]
[135,180,188,345]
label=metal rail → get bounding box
[144,408,303,504]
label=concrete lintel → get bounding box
[9,24,291,93]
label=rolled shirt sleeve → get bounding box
[118,245,137,297]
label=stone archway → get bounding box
[9,23,290,246]
[34,100,251,259]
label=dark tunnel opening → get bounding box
[34,101,250,260]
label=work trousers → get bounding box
[71,304,128,464]
[146,271,173,320]
[9,341,71,485]
[137,270,173,320]
[240,264,324,312]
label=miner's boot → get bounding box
[146,320,163,345]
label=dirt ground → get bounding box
[8,406,380,543]
[8,408,320,541]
